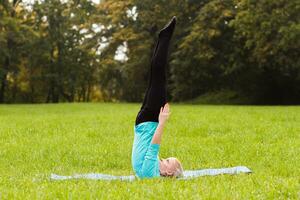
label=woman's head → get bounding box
[159,157,183,178]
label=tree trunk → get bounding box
[70,85,75,102]
[0,71,7,103]
[11,73,18,102]
[0,53,10,103]
[30,84,35,103]
[82,86,86,102]
[52,82,59,103]
[46,86,51,103]
[86,82,91,102]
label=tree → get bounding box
[32,0,96,102]
[231,0,300,104]
[0,0,33,102]
[171,0,236,101]
[95,0,197,101]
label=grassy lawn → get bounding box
[0,103,299,199]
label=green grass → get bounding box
[0,103,299,199]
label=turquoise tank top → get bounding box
[131,121,160,178]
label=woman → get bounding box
[131,16,183,179]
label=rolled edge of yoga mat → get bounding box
[50,173,136,181]
[180,166,252,180]
[50,166,252,181]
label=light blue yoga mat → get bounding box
[51,166,251,181]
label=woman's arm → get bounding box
[151,103,170,144]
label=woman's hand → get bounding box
[151,103,170,144]
[158,103,171,125]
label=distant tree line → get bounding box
[0,0,299,104]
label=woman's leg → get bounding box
[135,17,176,125]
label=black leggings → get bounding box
[135,34,172,125]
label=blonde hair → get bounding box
[173,159,184,178]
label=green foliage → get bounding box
[171,0,300,103]
[229,0,300,104]
[0,103,299,198]
[0,0,299,104]
[96,0,189,101]
[0,0,39,102]
[32,0,97,103]
[171,0,236,101]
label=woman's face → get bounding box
[159,157,178,176]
